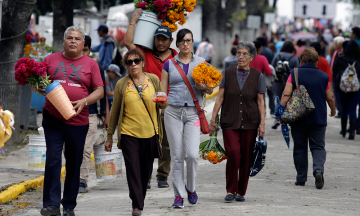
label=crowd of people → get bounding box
[29,8,359,215]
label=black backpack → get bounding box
[275,54,295,84]
[111,48,126,77]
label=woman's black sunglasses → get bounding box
[125,58,142,66]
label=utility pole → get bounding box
[100,0,104,13]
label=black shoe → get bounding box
[63,208,75,216]
[79,180,88,193]
[295,181,305,186]
[356,130,360,135]
[341,118,347,137]
[40,205,60,216]
[147,181,151,189]
[272,120,280,129]
[157,178,169,188]
[314,170,324,189]
[348,119,356,140]
[235,195,245,202]
[224,193,236,202]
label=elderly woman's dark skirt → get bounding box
[223,129,257,195]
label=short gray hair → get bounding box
[333,36,345,46]
[236,41,257,57]
[63,26,86,41]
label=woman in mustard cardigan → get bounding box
[105,48,168,216]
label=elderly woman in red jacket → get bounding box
[210,41,266,202]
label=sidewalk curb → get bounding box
[0,166,66,204]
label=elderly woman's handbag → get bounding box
[281,68,315,124]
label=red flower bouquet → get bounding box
[135,0,172,20]
[14,58,51,89]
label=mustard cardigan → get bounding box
[106,73,168,149]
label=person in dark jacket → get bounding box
[333,40,360,140]
[257,36,274,64]
[277,47,336,189]
[271,41,299,129]
[210,41,266,202]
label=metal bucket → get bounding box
[28,135,46,171]
[94,144,122,180]
[133,11,161,50]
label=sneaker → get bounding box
[185,186,198,204]
[172,196,184,208]
[79,180,88,193]
[224,193,236,202]
[314,170,324,189]
[147,180,151,189]
[40,205,61,216]
[157,178,169,188]
[271,119,280,129]
[235,194,245,202]
[63,208,75,216]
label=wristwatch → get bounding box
[84,98,88,106]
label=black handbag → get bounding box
[249,136,267,177]
[129,75,163,158]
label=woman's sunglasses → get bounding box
[125,58,142,66]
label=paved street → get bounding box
[1,97,360,216]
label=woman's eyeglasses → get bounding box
[125,58,142,66]
[237,52,250,57]
[178,39,193,45]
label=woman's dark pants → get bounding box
[121,134,157,210]
[223,129,257,196]
[291,124,326,183]
[339,91,360,120]
[42,110,89,209]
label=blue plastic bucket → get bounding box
[45,80,61,94]
[133,11,162,50]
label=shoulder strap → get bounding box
[129,74,157,136]
[294,68,299,89]
[170,58,202,113]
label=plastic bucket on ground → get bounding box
[28,135,46,171]
[133,11,161,50]
[45,80,76,120]
[94,145,122,180]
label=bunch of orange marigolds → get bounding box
[162,0,196,32]
[199,115,228,164]
[24,44,39,59]
[192,62,222,88]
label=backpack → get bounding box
[111,48,126,77]
[275,54,295,84]
[200,44,211,62]
[339,62,360,92]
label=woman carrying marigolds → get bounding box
[209,41,266,202]
[105,49,168,216]
[161,28,213,208]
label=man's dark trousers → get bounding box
[42,110,89,209]
[291,124,326,183]
[156,112,171,180]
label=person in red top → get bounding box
[249,41,272,76]
[125,8,178,189]
[310,42,333,89]
[30,26,104,216]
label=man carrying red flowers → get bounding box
[125,8,177,189]
[30,26,104,216]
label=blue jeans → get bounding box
[339,91,360,120]
[333,86,342,114]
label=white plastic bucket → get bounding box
[133,11,161,50]
[94,145,122,180]
[28,135,46,171]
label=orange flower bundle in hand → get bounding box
[192,62,222,88]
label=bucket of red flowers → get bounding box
[14,58,76,120]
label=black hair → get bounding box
[176,28,193,47]
[204,37,209,42]
[84,35,91,49]
[352,27,360,38]
[253,40,262,51]
[296,40,305,47]
[280,41,296,53]
[310,42,321,55]
[235,34,239,39]
[256,36,267,47]
[231,47,237,55]
[343,40,360,59]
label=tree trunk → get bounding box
[0,0,36,145]
[53,0,74,52]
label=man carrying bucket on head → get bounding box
[125,8,177,189]
[30,26,104,216]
